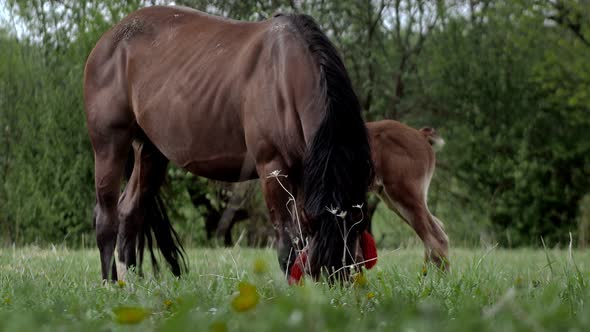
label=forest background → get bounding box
[1,0,588,249]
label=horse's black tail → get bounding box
[124,148,188,277]
[285,14,373,278]
[138,193,188,277]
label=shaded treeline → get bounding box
[0,0,588,247]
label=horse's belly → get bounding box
[183,153,258,182]
[135,109,255,182]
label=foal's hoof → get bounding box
[421,261,450,276]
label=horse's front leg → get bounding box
[257,162,303,274]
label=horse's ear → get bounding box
[301,209,317,232]
[301,209,310,224]
[350,206,369,232]
[351,208,363,223]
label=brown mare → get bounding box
[84,6,373,282]
[368,120,449,269]
[215,120,450,270]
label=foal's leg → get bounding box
[117,140,168,276]
[89,119,133,282]
[379,183,449,270]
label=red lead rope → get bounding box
[288,230,377,285]
[360,230,378,269]
[288,250,308,285]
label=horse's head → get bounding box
[289,203,377,284]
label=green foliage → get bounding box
[416,1,590,246]
[1,247,590,330]
[0,1,144,245]
[0,0,588,247]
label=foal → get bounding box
[367,120,449,270]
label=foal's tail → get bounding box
[419,127,445,151]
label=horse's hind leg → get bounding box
[380,183,449,270]
[117,140,169,276]
[419,211,449,270]
[88,112,134,282]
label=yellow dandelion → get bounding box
[117,280,126,288]
[253,258,268,275]
[210,320,228,332]
[352,272,368,287]
[113,306,150,324]
[3,297,11,305]
[367,292,375,300]
[231,281,259,312]
[163,299,173,308]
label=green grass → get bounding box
[0,246,589,331]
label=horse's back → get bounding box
[85,6,320,182]
[85,6,267,103]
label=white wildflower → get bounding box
[325,205,339,215]
[267,169,282,178]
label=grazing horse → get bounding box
[368,120,449,269]
[84,6,373,282]
[213,120,450,270]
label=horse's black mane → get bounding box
[281,13,374,275]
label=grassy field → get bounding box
[0,246,589,331]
